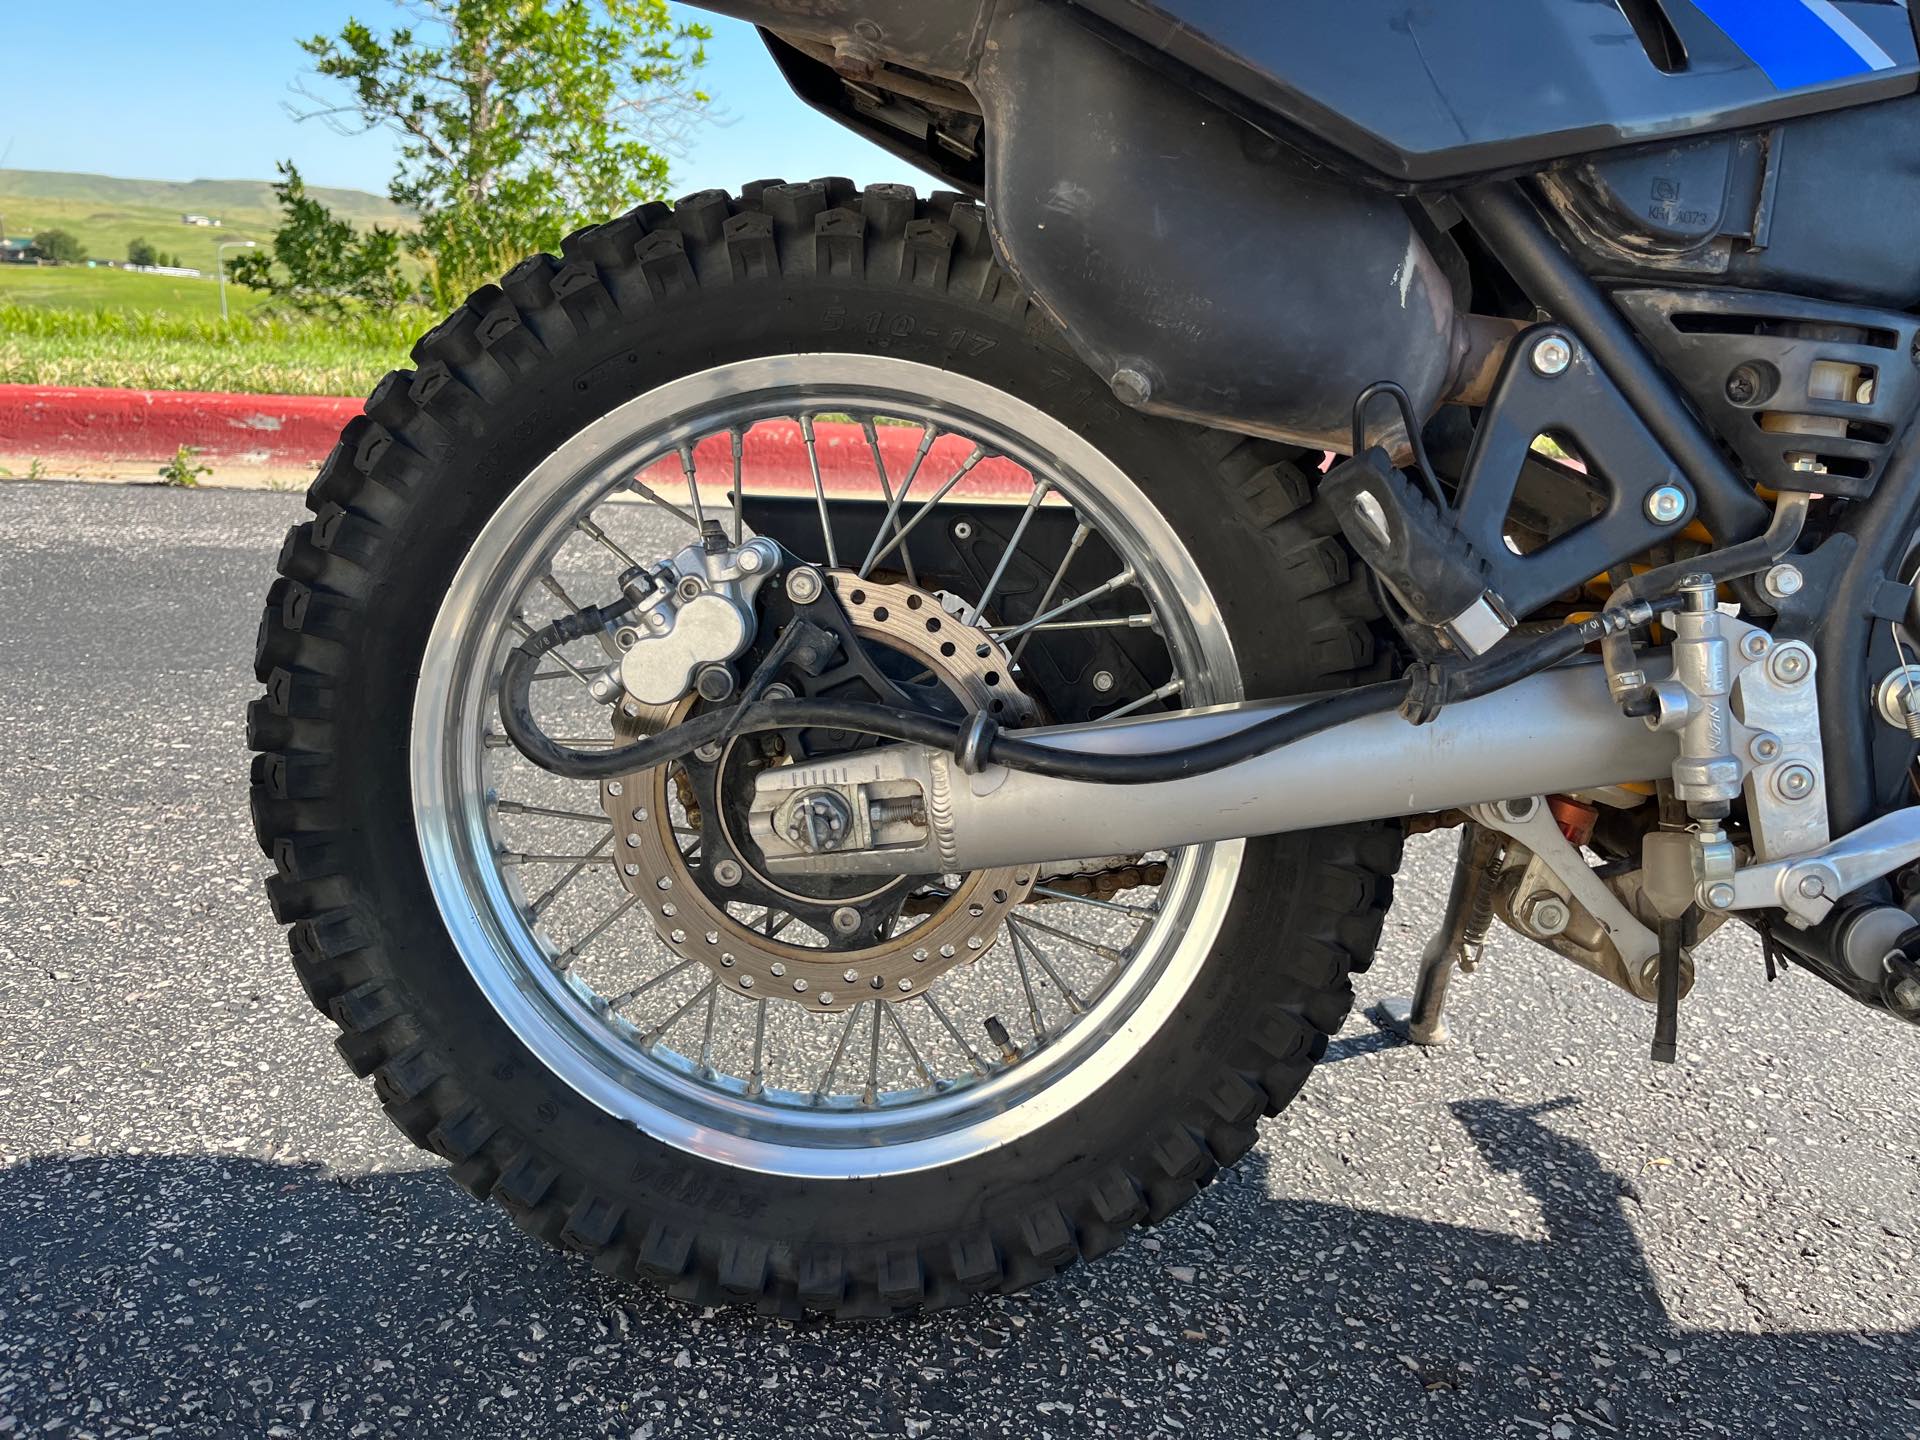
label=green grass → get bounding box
[0,263,269,318]
[0,297,428,396]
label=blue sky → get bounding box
[0,2,912,197]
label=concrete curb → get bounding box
[0,385,360,471]
[0,384,1035,500]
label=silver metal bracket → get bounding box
[1702,807,1920,927]
[1471,796,1662,980]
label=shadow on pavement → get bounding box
[0,1098,1911,1438]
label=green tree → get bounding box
[227,160,411,312]
[297,0,709,306]
[32,229,86,264]
[127,237,159,267]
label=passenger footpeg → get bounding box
[1323,446,1513,657]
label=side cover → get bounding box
[1069,0,1920,184]
[972,2,1463,449]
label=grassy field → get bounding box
[0,171,422,395]
[0,295,425,396]
[0,169,406,273]
[0,264,269,318]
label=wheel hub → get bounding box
[600,572,1038,1011]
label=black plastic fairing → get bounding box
[1064,0,1919,184]
[972,2,1461,450]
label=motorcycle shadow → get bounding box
[0,1097,1911,1438]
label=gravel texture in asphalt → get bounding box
[0,480,1915,1439]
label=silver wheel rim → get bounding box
[411,354,1245,1179]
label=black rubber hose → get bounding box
[501,596,1680,787]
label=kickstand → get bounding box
[1373,822,1503,1046]
[1648,910,1693,1063]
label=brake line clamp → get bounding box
[957,711,999,774]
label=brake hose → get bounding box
[1601,492,1811,716]
[499,594,1682,787]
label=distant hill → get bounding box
[0,170,407,228]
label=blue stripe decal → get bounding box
[1693,0,1884,89]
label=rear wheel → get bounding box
[250,180,1402,1315]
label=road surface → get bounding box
[0,480,1915,1438]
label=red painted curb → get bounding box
[0,385,360,466]
[0,383,1037,501]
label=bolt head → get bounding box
[1893,978,1920,1011]
[1770,646,1811,684]
[1092,669,1116,694]
[831,906,862,935]
[1520,891,1571,937]
[786,567,822,603]
[952,520,975,541]
[713,859,742,887]
[1645,485,1688,526]
[736,546,763,573]
[1750,733,1781,762]
[1797,873,1825,898]
[1530,335,1573,376]
[1762,563,1804,601]
[1110,367,1152,407]
[1777,764,1816,800]
[1707,882,1737,909]
[1740,631,1770,660]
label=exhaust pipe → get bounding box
[751,659,1679,877]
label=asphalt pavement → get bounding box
[0,478,1916,1439]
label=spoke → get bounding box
[575,515,641,569]
[1029,885,1160,917]
[538,573,587,615]
[857,424,937,578]
[798,414,840,568]
[627,475,699,529]
[555,893,641,971]
[883,1002,940,1088]
[1006,928,1051,1044]
[500,850,618,867]
[639,978,719,1049]
[1098,678,1183,722]
[813,1002,865,1103]
[530,668,589,683]
[995,567,1137,651]
[922,992,989,1075]
[1010,521,1090,664]
[495,799,614,824]
[1008,919,1088,1015]
[607,955,698,1011]
[728,427,745,544]
[529,834,613,915]
[861,417,918,587]
[697,980,720,1075]
[862,445,988,576]
[746,999,769,1096]
[1008,910,1129,966]
[967,480,1051,625]
[677,443,708,530]
[985,614,1154,636]
[862,995,884,1107]
[487,732,618,749]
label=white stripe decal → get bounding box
[1802,0,1899,70]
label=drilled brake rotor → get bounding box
[601,573,1037,1011]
